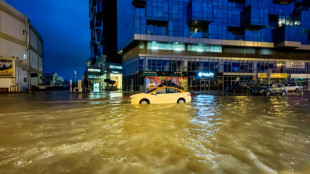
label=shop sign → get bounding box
[141,71,157,76]
[0,57,15,77]
[291,74,310,79]
[198,72,214,78]
[258,73,287,78]
[286,62,305,69]
[258,73,267,78]
[271,73,287,78]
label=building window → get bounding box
[147,42,185,51]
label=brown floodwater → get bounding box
[0,91,310,173]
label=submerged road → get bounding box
[0,91,310,173]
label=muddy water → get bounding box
[0,93,310,173]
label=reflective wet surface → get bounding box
[0,91,310,173]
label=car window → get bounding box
[156,88,166,94]
[167,88,181,93]
[277,84,283,87]
[272,84,277,88]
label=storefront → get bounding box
[257,73,288,85]
[290,74,310,90]
[123,56,310,92]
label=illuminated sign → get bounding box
[198,72,214,78]
[258,73,287,79]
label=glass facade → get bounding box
[118,0,310,91]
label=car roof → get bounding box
[155,86,185,92]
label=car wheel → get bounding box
[140,99,150,104]
[295,88,299,93]
[281,91,286,96]
[177,98,186,104]
[266,91,271,96]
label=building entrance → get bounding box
[200,80,210,91]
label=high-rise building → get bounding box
[86,0,122,92]
[0,0,44,92]
[118,0,310,91]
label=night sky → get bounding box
[6,0,90,81]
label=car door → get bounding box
[166,87,180,103]
[270,84,277,93]
[149,88,167,104]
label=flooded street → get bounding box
[0,91,310,174]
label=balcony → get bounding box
[132,0,146,8]
[241,6,268,29]
[273,25,302,48]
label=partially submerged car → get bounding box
[251,83,287,96]
[129,86,191,104]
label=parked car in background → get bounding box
[129,86,191,104]
[286,83,300,92]
[251,83,287,96]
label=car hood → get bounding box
[130,93,148,98]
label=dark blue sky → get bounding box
[6,0,90,81]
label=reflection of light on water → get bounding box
[109,92,123,98]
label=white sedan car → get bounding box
[129,86,192,104]
[286,84,300,92]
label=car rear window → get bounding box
[156,88,166,94]
[167,88,181,93]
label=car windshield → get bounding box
[146,88,157,94]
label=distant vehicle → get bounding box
[251,83,287,96]
[286,83,300,92]
[129,86,191,104]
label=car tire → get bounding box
[140,99,150,104]
[295,89,299,93]
[177,98,186,104]
[281,91,286,96]
[266,91,271,96]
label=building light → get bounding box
[88,68,101,72]
[152,46,159,50]
[197,49,204,52]
[174,48,183,51]
[109,65,122,70]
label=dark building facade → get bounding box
[118,0,310,91]
[86,0,122,91]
